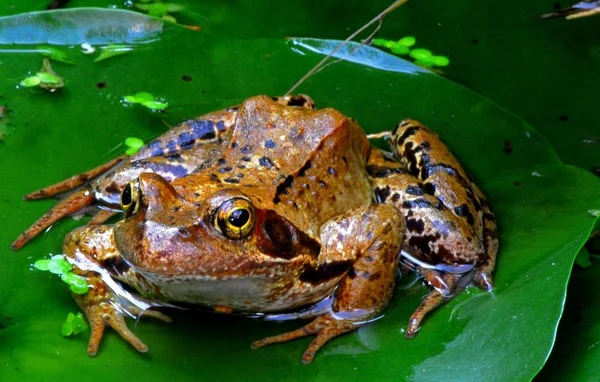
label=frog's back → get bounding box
[205,96,374,238]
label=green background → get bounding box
[0,1,599,381]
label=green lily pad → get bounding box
[0,7,598,382]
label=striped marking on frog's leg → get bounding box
[367,148,483,265]
[272,94,316,110]
[133,107,238,161]
[390,119,483,233]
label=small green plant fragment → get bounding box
[124,92,169,111]
[124,91,155,104]
[33,259,51,271]
[142,100,169,110]
[162,14,177,23]
[33,254,90,294]
[135,2,185,18]
[373,36,450,69]
[36,72,61,84]
[432,55,450,67]
[398,36,416,47]
[47,255,72,275]
[372,38,395,48]
[61,312,88,337]
[390,45,410,55]
[61,272,90,294]
[21,58,65,91]
[410,48,432,60]
[125,137,145,156]
[36,45,74,64]
[20,76,41,87]
[94,45,132,63]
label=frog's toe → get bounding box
[84,301,148,356]
[251,314,355,364]
[138,309,172,323]
[474,271,494,292]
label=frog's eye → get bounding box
[214,198,256,239]
[121,181,140,218]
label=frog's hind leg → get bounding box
[23,155,127,200]
[11,189,95,250]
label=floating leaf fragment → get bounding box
[61,312,88,337]
[125,136,144,155]
[124,91,169,111]
[36,45,74,64]
[94,44,133,63]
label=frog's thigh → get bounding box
[63,226,169,356]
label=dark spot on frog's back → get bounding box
[96,81,106,89]
[181,75,193,82]
[503,139,513,154]
[298,161,312,177]
[258,157,274,169]
[273,175,294,203]
[300,260,353,284]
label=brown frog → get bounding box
[14,95,498,363]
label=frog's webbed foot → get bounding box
[251,314,355,364]
[81,299,172,356]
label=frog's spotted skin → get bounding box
[15,95,498,363]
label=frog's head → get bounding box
[113,172,320,280]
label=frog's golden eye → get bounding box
[214,198,256,240]
[121,181,140,218]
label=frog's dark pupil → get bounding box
[122,184,132,206]
[228,209,249,228]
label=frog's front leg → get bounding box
[63,225,170,355]
[252,204,405,363]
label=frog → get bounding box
[13,95,498,363]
